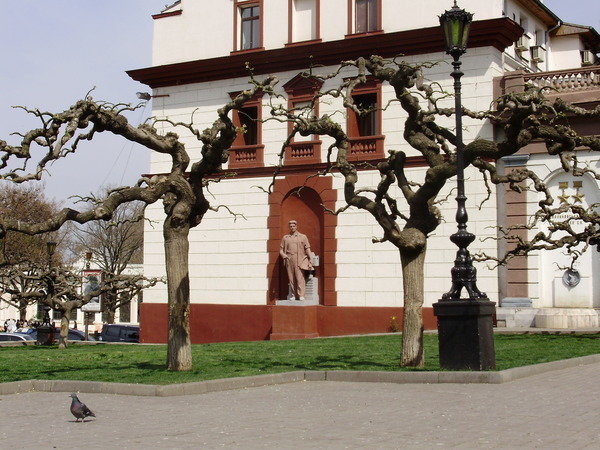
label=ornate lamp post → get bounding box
[432,2,496,371]
[84,250,93,340]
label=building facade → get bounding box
[128,0,600,342]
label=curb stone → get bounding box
[1,354,598,397]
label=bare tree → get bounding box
[0,262,43,321]
[73,199,144,323]
[0,261,159,348]
[266,56,600,367]
[0,78,277,370]
[0,183,59,266]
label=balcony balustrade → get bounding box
[348,135,385,160]
[285,140,321,165]
[498,66,600,105]
[229,144,264,168]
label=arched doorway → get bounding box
[279,187,324,302]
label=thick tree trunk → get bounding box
[105,308,116,324]
[399,246,426,368]
[105,289,118,324]
[19,299,27,322]
[58,311,70,349]
[164,223,192,371]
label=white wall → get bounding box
[151,0,506,66]
[548,36,584,71]
[150,0,589,80]
[143,48,503,308]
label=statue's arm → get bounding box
[279,237,288,260]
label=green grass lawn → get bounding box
[0,334,598,385]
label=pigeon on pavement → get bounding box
[69,393,96,422]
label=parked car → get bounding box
[22,328,96,341]
[99,324,140,343]
[0,332,36,342]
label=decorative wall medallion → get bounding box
[562,269,581,287]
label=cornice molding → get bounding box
[152,10,182,20]
[142,155,429,181]
[127,18,522,89]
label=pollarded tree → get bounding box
[0,262,43,322]
[0,77,277,369]
[0,261,158,348]
[266,56,600,367]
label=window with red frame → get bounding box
[237,106,258,145]
[347,80,384,160]
[355,0,377,33]
[353,93,377,136]
[288,0,320,44]
[229,93,264,168]
[240,5,261,50]
[283,74,323,165]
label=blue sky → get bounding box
[0,1,598,204]
[545,0,600,29]
[0,1,166,205]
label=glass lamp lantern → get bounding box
[439,1,473,57]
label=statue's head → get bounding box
[288,220,298,233]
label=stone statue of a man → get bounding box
[279,220,314,300]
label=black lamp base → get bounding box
[433,299,496,371]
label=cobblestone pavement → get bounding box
[1,362,599,449]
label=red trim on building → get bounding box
[317,306,437,337]
[504,181,530,299]
[228,90,265,169]
[266,174,338,306]
[140,303,273,344]
[142,154,431,182]
[346,77,385,160]
[139,303,437,343]
[282,74,324,165]
[127,18,523,88]
[271,306,319,340]
[152,10,182,20]
[284,39,323,47]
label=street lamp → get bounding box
[433,2,496,371]
[84,251,93,340]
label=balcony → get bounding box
[228,144,264,169]
[348,135,385,161]
[497,66,600,106]
[284,140,321,165]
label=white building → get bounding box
[128,0,600,342]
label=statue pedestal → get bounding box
[270,305,319,340]
[433,299,496,371]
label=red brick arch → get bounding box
[266,174,337,305]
